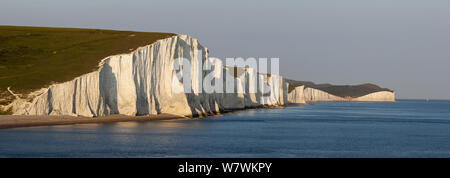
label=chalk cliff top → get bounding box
[0,26,175,107]
[286,79,393,98]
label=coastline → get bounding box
[0,104,305,129]
[0,114,186,129]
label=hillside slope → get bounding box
[0,26,175,112]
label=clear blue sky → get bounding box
[1,0,449,99]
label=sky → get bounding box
[1,0,449,99]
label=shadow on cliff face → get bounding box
[47,88,53,115]
[164,38,282,117]
[173,39,212,116]
[169,38,219,117]
[173,39,262,116]
[98,62,118,116]
[132,52,149,116]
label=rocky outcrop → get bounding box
[10,35,289,117]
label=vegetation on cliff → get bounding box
[0,26,175,110]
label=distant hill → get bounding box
[0,26,175,109]
[286,79,393,98]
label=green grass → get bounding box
[0,25,175,110]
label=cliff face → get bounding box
[6,34,396,117]
[303,87,395,102]
[303,87,345,102]
[287,86,306,104]
[352,91,396,102]
[10,35,289,117]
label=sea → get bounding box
[1,99,450,158]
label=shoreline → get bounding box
[0,114,186,129]
[0,104,305,129]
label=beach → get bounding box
[0,114,185,129]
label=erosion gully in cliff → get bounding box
[1,34,394,117]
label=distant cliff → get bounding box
[286,80,395,102]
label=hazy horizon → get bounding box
[1,0,449,99]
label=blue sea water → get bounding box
[1,99,450,158]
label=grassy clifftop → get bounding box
[0,26,175,108]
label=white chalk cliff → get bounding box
[303,87,345,102]
[9,35,295,117]
[352,91,396,102]
[6,34,394,117]
[287,86,306,104]
[303,87,395,102]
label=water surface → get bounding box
[1,100,450,157]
